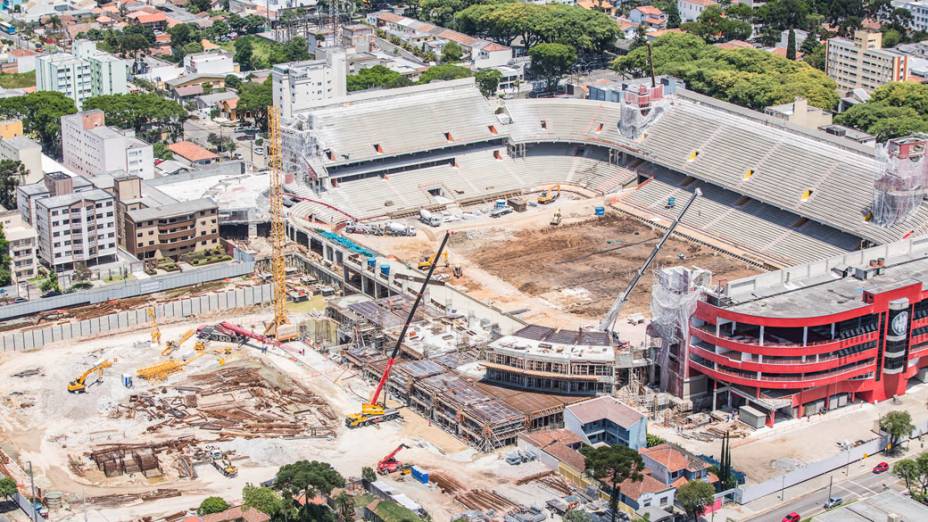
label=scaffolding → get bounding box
[871,135,928,226]
[649,266,710,398]
[618,83,672,140]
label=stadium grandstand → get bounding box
[281,77,928,268]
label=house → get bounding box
[181,504,270,522]
[677,0,717,22]
[126,10,168,31]
[564,396,648,450]
[629,6,667,29]
[640,443,714,487]
[168,141,219,166]
[616,471,676,513]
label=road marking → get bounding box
[847,479,878,495]
[835,483,863,498]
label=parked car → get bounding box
[824,497,843,509]
[782,513,800,522]
[489,206,513,218]
[41,290,61,298]
[873,461,889,473]
[13,296,27,303]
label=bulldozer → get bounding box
[550,208,562,226]
[68,359,114,393]
[537,184,560,205]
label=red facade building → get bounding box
[683,237,928,427]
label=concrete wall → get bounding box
[0,284,273,352]
[0,258,256,321]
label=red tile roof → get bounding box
[519,429,586,471]
[641,444,689,473]
[201,505,270,522]
[619,471,673,500]
[636,6,664,15]
[168,141,218,162]
[482,42,509,52]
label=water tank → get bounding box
[594,206,605,216]
[367,257,376,268]
[380,264,391,277]
[495,199,506,209]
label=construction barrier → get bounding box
[0,284,273,353]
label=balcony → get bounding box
[690,345,878,374]
[692,325,879,357]
[689,358,876,389]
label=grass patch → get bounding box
[353,493,423,522]
[0,71,35,89]
[218,36,274,63]
[286,295,326,314]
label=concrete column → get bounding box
[803,326,808,346]
[759,325,764,346]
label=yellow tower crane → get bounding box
[148,306,160,346]
[265,104,295,341]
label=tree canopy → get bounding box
[677,480,715,521]
[274,460,346,518]
[237,78,273,131]
[347,65,413,92]
[82,93,186,142]
[0,160,26,210]
[880,410,915,453]
[530,43,576,92]
[613,33,838,110]
[835,83,928,141]
[582,445,645,522]
[0,91,77,156]
[453,2,618,54]
[682,5,753,43]
[242,485,285,516]
[0,476,16,499]
[441,41,464,63]
[419,64,473,84]
[894,452,928,501]
[476,68,502,97]
[197,497,230,515]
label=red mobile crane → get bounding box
[377,444,410,475]
[345,232,451,429]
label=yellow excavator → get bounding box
[161,328,195,357]
[537,184,561,205]
[417,251,448,271]
[68,359,114,393]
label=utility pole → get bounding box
[827,475,833,501]
[28,461,37,522]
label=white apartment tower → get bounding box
[61,111,154,180]
[272,50,347,118]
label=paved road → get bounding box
[749,466,906,522]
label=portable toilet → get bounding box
[594,206,605,216]
[667,196,677,208]
[122,374,134,389]
[411,466,429,485]
[495,199,506,209]
[380,264,391,277]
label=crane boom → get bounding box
[369,232,451,408]
[267,104,289,337]
[599,188,702,336]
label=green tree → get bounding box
[0,476,16,500]
[632,25,648,49]
[803,44,826,70]
[334,491,354,521]
[361,466,377,483]
[667,1,682,28]
[880,410,915,453]
[235,37,254,71]
[786,29,797,60]
[347,65,413,91]
[225,74,242,90]
[198,496,230,515]
[242,485,285,516]
[40,271,59,293]
[153,142,174,161]
[0,160,26,209]
[420,0,484,26]
[419,64,473,84]
[476,68,502,97]
[646,434,666,448]
[441,41,464,63]
[677,480,715,521]
[169,23,200,50]
[237,78,273,131]
[188,0,211,13]
[613,33,838,110]
[82,93,186,142]
[682,5,753,43]
[564,509,592,522]
[530,43,576,92]
[581,445,645,522]
[274,460,346,517]
[0,227,9,287]
[0,91,76,156]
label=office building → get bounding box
[18,172,117,272]
[272,51,348,118]
[825,30,908,94]
[61,111,154,180]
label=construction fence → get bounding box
[0,284,273,353]
[737,418,928,504]
[0,255,257,322]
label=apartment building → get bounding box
[826,30,908,94]
[0,210,37,286]
[18,172,117,272]
[0,136,42,184]
[36,40,128,108]
[898,1,928,32]
[61,111,154,180]
[677,0,717,23]
[115,176,220,261]
[272,50,348,118]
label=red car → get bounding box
[873,461,890,473]
[782,513,800,522]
